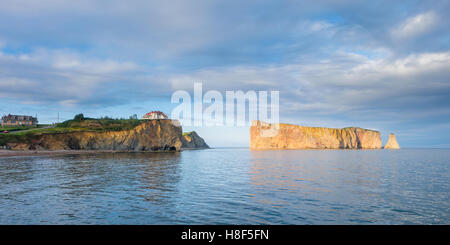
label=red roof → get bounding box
[143,111,168,117]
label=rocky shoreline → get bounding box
[1,120,210,153]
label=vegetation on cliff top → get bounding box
[269,122,380,133]
[0,114,146,146]
[182,131,194,136]
[56,114,144,131]
[0,125,47,132]
[182,131,194,141]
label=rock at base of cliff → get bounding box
[181,131,210,149]
[383,133,400,149]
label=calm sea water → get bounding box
[0,148,449,224]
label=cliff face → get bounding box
[383,133,400,149]
[7,120,183,151]
[181,131,210,149]
[250,120,382,150]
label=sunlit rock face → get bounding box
[383,133,400,149]
[181,131,210,149]
[7,120,183,151]
[250,120,382,150]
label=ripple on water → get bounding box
[0,149,449,224]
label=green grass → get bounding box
[56,118,144,131]
[0,127,86,146]
[182,131,194,136]
[0,133,39,146]
[0,124,49,132]
[0,117,148,146]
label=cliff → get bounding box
[383,133,400,149]
[181,131,210,149]
[5,120,183,151]
[250,120,382,149]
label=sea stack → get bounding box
[181,131,210,149]
[250,120,382,150]
[383,133,400,149]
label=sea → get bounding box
[0,148,449,224]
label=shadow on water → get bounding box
[59,153,183,204]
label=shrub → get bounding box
[73,114,85,122]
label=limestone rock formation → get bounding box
[383,133,400,149]
[250,120,382,150]
[181,131,210,149]
[7,120,183,151]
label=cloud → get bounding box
[0,47,173,106]
[392,11,439,40]
[0,1,448,66]
[164,49,450,146]
[0,1,450,146]
[167,50,450,125]
[0,0,218,61]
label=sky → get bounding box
[1,0,450,147]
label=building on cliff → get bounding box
[142,111,168,120]
[1,114,38,126]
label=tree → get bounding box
[73,114,85,122]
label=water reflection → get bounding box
[0,152,182,224]
[250,149,450,224]
[0,157,36,186]
[0,149,449,224]
[249,150,384,192]
[248,150,401,224]
[53,153,182,205]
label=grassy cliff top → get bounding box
[182,131,195,136]
[56,117,144,131]
[254,121,380,133]
[0,116,147,146]
[0,125,49,132]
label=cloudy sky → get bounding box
[1,0,450,147]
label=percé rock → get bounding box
[7,120,183,151]
[250,120,382,149]
[383,133,400,149]
[181,131,210,149]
